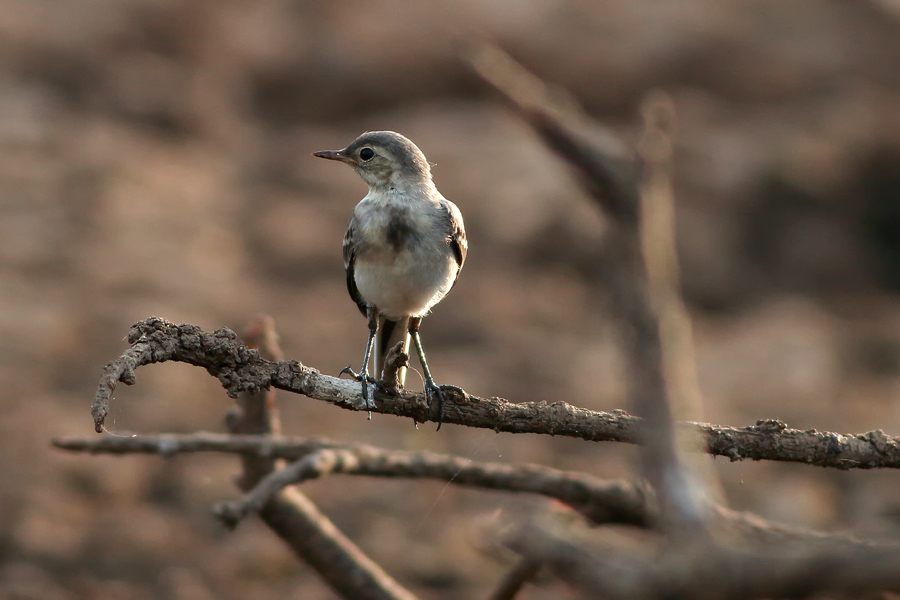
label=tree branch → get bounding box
[65,38,900,600]
[487,556,542,600]
[211,445,647,530]
[224,316,417,600]
[468,42,709,531]
[466,43,900,599]
[506,521,900,600]
[85,318,900,470]
[228,315,282,489]
[55,432,648,529]
[52,432,878,549]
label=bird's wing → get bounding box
[442,199,467,285]
[343,221,367,316]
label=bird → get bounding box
[313,131,467,429]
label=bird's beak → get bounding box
[312,149,356,164]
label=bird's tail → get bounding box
[374,316,410,387]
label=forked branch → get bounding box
[54,431,877,549]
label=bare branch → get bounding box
[637,91,720,526]
[506,521,900,599]
[638,93,705,424]
[67,38,900,600]
[56,433,646,529]
[210,445,645,530]
[52,432,878,548]
[225,316,417,600]
[54,432,344,459]
[260,488,418,600]
[465,42,638,222]
[228,315,282,488]
[487,556,541,600]
[466,49,900,599]
[83,318,900,469]
[53,431,346,460]
[469,42,709,530]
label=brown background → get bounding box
[3,1,900,598]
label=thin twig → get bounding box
[54,432,344,459]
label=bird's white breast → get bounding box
[352,190,457,319]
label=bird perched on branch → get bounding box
[313,131,467,429]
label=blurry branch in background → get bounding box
[80,316,900,469]
[222,316,416,600]
[505,520,900,599]
[637,91,727,522]
[487,556,542,600]
[469,42,709,532]
[462,43,638,220]
[54,43,900,600]
[638,93,707,434]
[465,43,900,598]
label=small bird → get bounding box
[313,131,467,429]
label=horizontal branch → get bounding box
[54,433,647,528]
[508,521,900,600]
[54,432,344,459]
[53,433,875,548]
[90,318,900,470]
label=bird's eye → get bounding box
[359,147,375,161]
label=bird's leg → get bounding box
[408,317,462,431]
[340,307,379,414]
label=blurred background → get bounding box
[3,0,900,598]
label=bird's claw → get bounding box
[339,366,379,411]
[424,383,465,431]
[339,366,377,384]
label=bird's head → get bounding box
[313,131,432,191]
